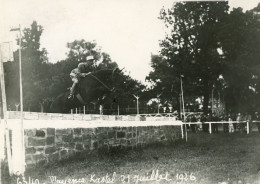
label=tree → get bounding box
[217,5,260,113]
[4,21,50,111]
[148,2,229,113]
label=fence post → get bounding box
[83,106,85,115]
[76,108,77,114]
[247,121,249,134]
[209,122,212,134]
[71,109,73,114]
[181,124,184,139]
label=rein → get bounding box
[89,73,112,91]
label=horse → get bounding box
[50,68,123,113]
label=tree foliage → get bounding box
[147,2,260,114]
[4,22,144,113]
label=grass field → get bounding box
[6,132,260,184]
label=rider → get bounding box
[68,55,95,99]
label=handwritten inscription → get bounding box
[17,170,196,184]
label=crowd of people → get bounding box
[185,112,260,133]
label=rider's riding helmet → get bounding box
[86,55,94,61]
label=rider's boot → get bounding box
[68,83,76,99]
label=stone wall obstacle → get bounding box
[6,112,182,168]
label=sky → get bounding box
[1,0,260,83]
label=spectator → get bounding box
[253,112,260,133]
[237,113,246,133]
[190,114,197,133]
[245,112,252,133]
[227,113,234,133]
[223,113,229,133]
[201,114,208,133]
[212,112,219,133]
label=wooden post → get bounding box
[71,109,73,114]
[180,76,187,142]
[76,108,77,114]
[0,44,13,175]
[247,121,249,134]
[209,122,212,134]
[83,106,85,115]
[181,124,184,139]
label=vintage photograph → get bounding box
[1,0,260,183]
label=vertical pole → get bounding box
[76,108,77,114]
[209,123,212,134]
[71,109,73,114]
[117,105,119,116]
[181,124,184,139]
[211,87,214,113]
[179,93,182,119]
[0,44,13,175]
[180,76,187,142]
[83,106,85,115]
[137,97,139,115]
[19,24,25,174]
[247,121,249,134]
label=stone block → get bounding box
[26,147,36,154]
[26,129,36,136]
[117,131,126,138]
[108,139,115,145]
[56,129,72,135]
[82,134,91,141]
[60,149,68,159]
[35,129,46,137]
[131,138,136,145]
[126,132,132,139]
[45,146,56,154]
[114,140,120,145]
[74,136,83,142]
[47,128,55,136]
[56,142,63,148]
[120,139,127,145]
[36,147,44,153]
[37,159,47,167]
[76,143,83,150]
[28,137,46,147]
[34,153,46,162]
[133,132,136,138]
[73,128,82,135]
[98,133,108,140]
[69,142,75,149]
[46,136,55,145]
[48,152,59,163]
[108,131,116,139]
[82,128,95,135]
[98,140,104,147]
[56,135,63,143]
[62,134,73,142]
[93,141,98,149]
[25,155,34,165]
[84,143,90,150]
